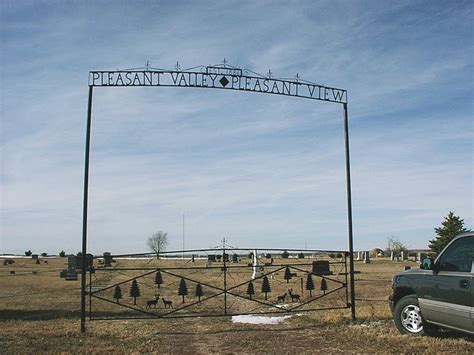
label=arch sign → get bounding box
[80,62,355,332]
[89,65,347,104]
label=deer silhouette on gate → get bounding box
[145,295,160,309]
[162,298,173,308]
[288,289,300,302]
[276,292,287,303]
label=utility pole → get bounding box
[182,214,185,259]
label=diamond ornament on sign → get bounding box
[220,76,229,87]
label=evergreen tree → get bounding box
[25,250,32,256]
[246,281,255,299]
[59,250,66,257]
[320,278,327,295]
[178,278,188,303]
[284,266,292,283]
[429,212,470,254]
[261,276,271,300]
[195,283,204,301]
[130,279,140,305]
[154,271,163,288]
[114,285,122,303]
[306,274,315,297]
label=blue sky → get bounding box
[1,0,472,255]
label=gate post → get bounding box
[223,244,227,315]
[342,103,356,320]
[81,85,94,332]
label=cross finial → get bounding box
[222,58,228,67]
[145,60,150,71]
[174,61,181,71]
[295,73,300,82]
[267,69,273,78]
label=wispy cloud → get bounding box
[1,0,472,254]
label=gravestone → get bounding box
[252,249,261,279]
[32,254,38,261]
[401,251,408,261]
[232,254,238,263]
[103,252,112,267]
[66,255,78,280]
[312,260,331,275]
[74,254,93,270]
[390,251,394,261]
[364,251,370,264]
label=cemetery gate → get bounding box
[80,61,356,332]
[86,246,350,321]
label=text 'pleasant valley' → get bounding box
[89,70,347,104]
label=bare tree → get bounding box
[147,231,168,258]
[385,236,408,256]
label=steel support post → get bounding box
[223,246,227,315]
[81,85,94,332]
[343,103,356,320]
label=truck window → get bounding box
[438,236,474,272]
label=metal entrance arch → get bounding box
[80,61,355,332]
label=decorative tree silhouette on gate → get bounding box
[130,279,140,305]
[284,266,292,283]
[113,285,122,303]
[247,281,255,299]
[195,283,203,301]
[178,278,188,303]
[261,276,271,300]
[320,278,328,295]
[306,274,315,297]
[154,271,163,289]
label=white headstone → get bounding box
[390,251,394,261]
[364,251,370,264]
[252,249,261,279]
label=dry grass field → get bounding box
[1,255,473,353]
